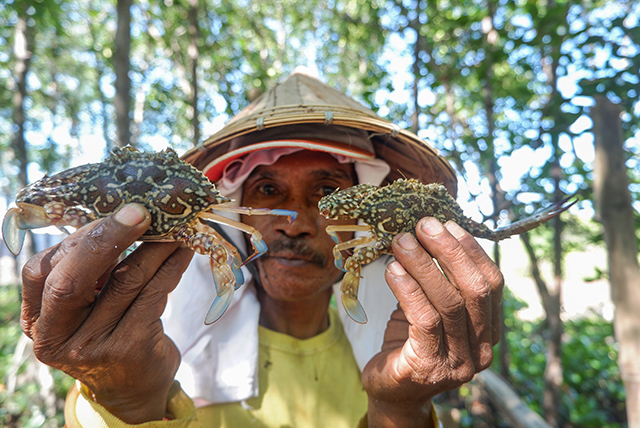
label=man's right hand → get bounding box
[20,203,194,424]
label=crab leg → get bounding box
[199,225,245,288]
[212,204,298,224]
[324,224,372,244]
[173,222,243,324]
[325,224,388,323]
[206,253,237,325]
[325,225,374,271]
[2,202,96,256]
[467,194,578,241]
[340,242,385,324]
[491,194,578,240]
[199,212,270,265]
[329,235,376,271]
[54,207,96,234]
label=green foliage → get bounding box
[497,288,627,427]
[0,285,73,427]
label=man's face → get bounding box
[241,151,357,303]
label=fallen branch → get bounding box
[475,369,552,428]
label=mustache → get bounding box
[265,237,326,266]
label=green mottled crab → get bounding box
[2,146,297,324]
[318,178,577,324]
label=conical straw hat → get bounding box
[183,67,457,196]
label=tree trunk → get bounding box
[410,16,420,135]
[537,2,565,422]
[12,14,59,421]
[519,230,563,428]
[480,4,510,381]
[188,0,200,147]
[592,95,640,427]
[13,11,31,190]
[543,156,564,428]
[114,0,132,147]
[13,7,37,259]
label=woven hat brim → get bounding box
[182,69,457,196]
[183,106,458,197]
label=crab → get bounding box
[318,178,577,324]
[2,146,297,324]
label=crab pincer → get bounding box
[2,207,27,256]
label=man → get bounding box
[20,69,503,427]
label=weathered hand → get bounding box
[20,204,194,423]
[362,217,504,428]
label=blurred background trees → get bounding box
[0,0,638,426]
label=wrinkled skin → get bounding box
[20,151,504,427]
[363,218,503,426]
[20,205,192,423]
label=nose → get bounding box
[275,196,320,238]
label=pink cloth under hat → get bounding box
[205,138,375,183]
[214,140,390,196]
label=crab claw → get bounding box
[340,258,368,324]
[2,202,64,255]
[230,256,244,290]
[205,289,234,325]
[242,235,268,266]
[486,194,580,241]
[205,258,237,325]
[2,207,27,256]
[333,248,347,272]
[271,209,298,224]
[213,205,298,224]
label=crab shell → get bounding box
[11,147,231,247]
[2,147,231,255]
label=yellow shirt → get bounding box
[197,307,367,427]
[65,308,439,427]
[67,308,367,427]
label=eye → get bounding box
[320,185,337,197]
[257,183,279,196]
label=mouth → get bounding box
[261,238,327,267]
[265,253,317,267]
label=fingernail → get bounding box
[444,221,466,239]
[420,217,444,236]
[387,261,406,276]
[397,232,418,250]
[114,204,146,226]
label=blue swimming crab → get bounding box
[2,146,297,324]
[318,178,577,324]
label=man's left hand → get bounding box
[362,217,504,428]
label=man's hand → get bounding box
[20,204,194,424]
[362,217,504,428]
